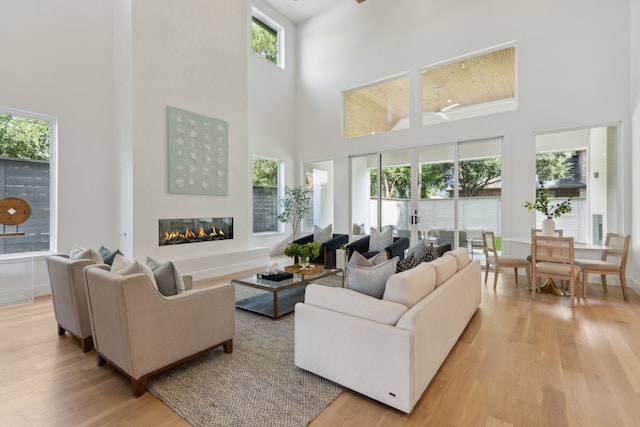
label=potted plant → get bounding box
[277,185,311,241]
[524,182,572,235]
[284,241,320,268]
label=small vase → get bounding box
[542,218,556,236]
[299,256,310,269]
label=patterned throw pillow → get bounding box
[369,227,393,252]
[314,224,333,244]
[396,253,417,273]
[424,243,440,262]
[407,241,428,264]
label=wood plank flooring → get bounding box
[1,269,639,426]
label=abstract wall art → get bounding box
[167,106,228,195]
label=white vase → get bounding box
[542,218,556,236]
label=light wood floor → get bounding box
[1,269,640,426]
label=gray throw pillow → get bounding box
[348,250,388,267]
[407,240,427,264]
[369,227,393,252]
[146,257,186,297]
[314,224,333,244]
[99,245,123,266]
[346,257,398,298]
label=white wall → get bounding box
[295,0,635,285]
[631,0,640,294]
[0,0,116,295]
[129,0,265,277]
[248,0,299,254]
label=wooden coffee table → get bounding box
[232,266,343,318]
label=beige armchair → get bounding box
[46,254,96,352]
[84,265,235,397]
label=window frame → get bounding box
[0,106,57,259]
[251,8,285,69]
[251,155,283,235]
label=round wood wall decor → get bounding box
[0,197,32,226]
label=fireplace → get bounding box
[159,217,233,246]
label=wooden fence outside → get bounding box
[0,157,50,255]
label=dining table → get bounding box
[503,237,611,296]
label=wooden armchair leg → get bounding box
[97,354,107,367]
[132,376,147,397]
[58,324,66,336]
[223,339,233,354]
[80,336,93,353]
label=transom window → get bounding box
[251,9,284,68]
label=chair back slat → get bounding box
[532,235,574,264]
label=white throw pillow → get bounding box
[113,260,159,290]
[69,244,103,264]
[346,257,398,298]
[313,224,333,244]
[384,262,437,307]
[111,253,134,272]
[369,227,393,252]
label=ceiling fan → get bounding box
[355,0,366,3]
[434,87,460,120]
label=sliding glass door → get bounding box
[351,137,503,255]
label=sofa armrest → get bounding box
[183,275,193,291]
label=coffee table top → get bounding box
[232,267,342,291]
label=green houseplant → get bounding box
[284,241,320,268]
[524,182,572,235]
[277,185,311,241]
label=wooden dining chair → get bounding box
[527,228,563,282]
[574,233,630,301]
[482,231,531,290]
[531,236,581,307]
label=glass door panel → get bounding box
[417,144,455,246]
[379,150,413,240]
[303,160,334,234]
[458,138,502,257]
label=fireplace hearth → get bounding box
[159,217,233,246]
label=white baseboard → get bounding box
[174,247,271,281]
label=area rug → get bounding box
[146,284,343,427]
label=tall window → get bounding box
[303,160,334,233]
[0,108,55,256]
[252,157,282,233]
[251,9,284,68]
[534,125,618,244]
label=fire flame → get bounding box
[163,225,224,242]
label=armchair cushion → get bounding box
[146,257,186,296]
[346,257,398,298]
[314,224,333,244]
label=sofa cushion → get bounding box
[444,247,470,271]
[346,257,398,298]
[369,227,393,252]
[146,257,186,296]
[69,244,103,264]
[429,255,458,288]
[348,250,388,267]
[98,246,123,266]
[383,261,437,307]
[304,284,408,325]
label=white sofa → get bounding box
[294,247,481,413]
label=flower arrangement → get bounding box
[284,241,320,260]
[524,182,572,219]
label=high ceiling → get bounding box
[262,0,343,23]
